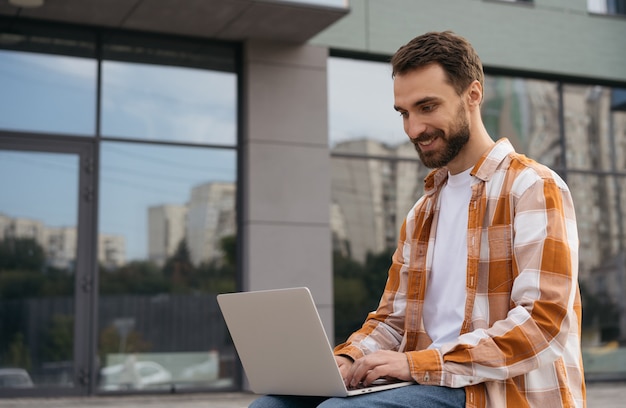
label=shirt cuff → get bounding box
[405,348,443,385]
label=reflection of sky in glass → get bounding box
[328,57,406,148]
[0,50,238,263]
[101,61,236,145]
[0,151,78,226]
[0,50,96,135]
[99,142,236,261]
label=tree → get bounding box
[162,239,195,291]
[4,332,31,370]
[331,248,395,345]
[0,238,45,272]
[100,261,166,295]
[0,270,44,299]
[43,314,74,362]
[220,235,237,267]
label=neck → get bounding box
[447,119,494,175]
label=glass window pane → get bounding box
[571,173,626,380]
[563,84,615,171]
[612,91,626,172]
[331,150,426,261]
[331,154,427,343]
[101,62,236,145]
[482,76,562,168]
[328,57,406,148]
[0,150,79,388]
[97,142,237,392]
[0,50,96,136]
[328,57,427,344]
[588,0,626,15]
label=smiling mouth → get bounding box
[415,133,438,148]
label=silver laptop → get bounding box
[217,287,413,397]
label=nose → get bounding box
[405,116,427,140]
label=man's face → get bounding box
[393,64,470,169]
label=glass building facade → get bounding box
[0,22,239,396]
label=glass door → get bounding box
[0,133,95,396]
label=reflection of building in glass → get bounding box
[566,86,626,345]
[331,139,424,263]
[565,88,618,280]
[99,234,126,270]
[0,212,125,270]
[46,227,77,270]
[148,183,236,267]
[482,77,561,168]
[0,215,46,244]
[589,254,625,344]
[330,202,349,257]
[187,182,236,266]
[394,142,429,235]
[148,205,188,267]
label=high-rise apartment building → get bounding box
[148,204,188,267]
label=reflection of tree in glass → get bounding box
[43,315,73,362]
[163,240,194,291]
[580,281,621,343]
[0,238,73,299]
[99,261,166,295]
[100,236,237,295]
[5,332,31,370]
[333,249,392,345]
[0,238,45,273]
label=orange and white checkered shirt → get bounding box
[335,138,586,407]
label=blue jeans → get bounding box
[248,384,466,408]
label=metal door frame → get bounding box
[0,130,98,397]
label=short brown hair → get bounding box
[390,31,484,96]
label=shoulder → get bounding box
[503,152,569,195]
[477,139,568,194]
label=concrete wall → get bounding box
[312,0,626,83]
[241,41,334,338]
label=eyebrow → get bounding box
[394,96,441,112]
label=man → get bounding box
[250,31,585,408]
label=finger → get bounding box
[335,356,353,386]
[348,357,374,388]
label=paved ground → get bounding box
[0,382,624,407]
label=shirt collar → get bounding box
[423,138,514,195]
[471,138,515,182]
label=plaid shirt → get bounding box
[335,139,586,407]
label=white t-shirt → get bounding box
[423,167,473,350]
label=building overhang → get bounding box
[0,0,349,44]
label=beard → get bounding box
[412,103,470,169]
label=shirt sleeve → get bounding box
[333,218,411,360]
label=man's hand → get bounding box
[335,355,354,385]
[342,350,412,388]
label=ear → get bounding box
[466,80,483,110]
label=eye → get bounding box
[421,104,435,113]
[398,111,408,118]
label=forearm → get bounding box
[335,234,410,358]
